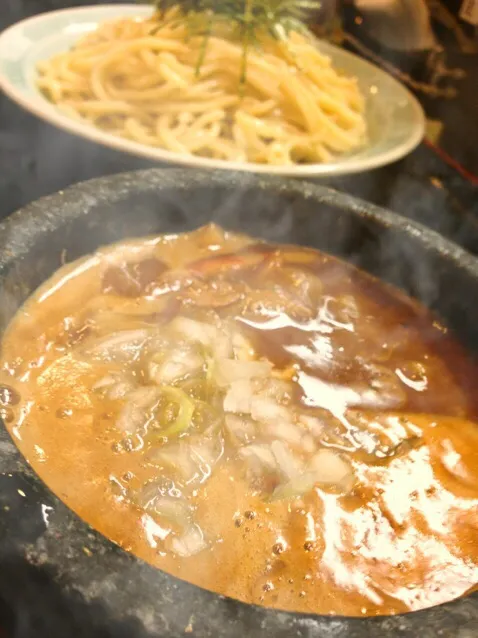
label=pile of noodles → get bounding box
[37,10,367,165]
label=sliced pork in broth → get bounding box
[1,224,477,617]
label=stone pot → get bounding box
[0,169,477,638]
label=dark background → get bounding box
[0,0,477,252]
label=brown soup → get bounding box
[1,224,477,617]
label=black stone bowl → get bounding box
[0,169,477,638]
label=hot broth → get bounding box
[1,225,477,617]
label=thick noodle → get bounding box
[37,11,367,165]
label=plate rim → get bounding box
[0,4,426,177]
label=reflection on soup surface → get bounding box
[1,225,477,617]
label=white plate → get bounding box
[0,4,426,177]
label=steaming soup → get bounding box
[1,225,478,617]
